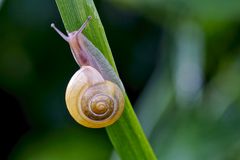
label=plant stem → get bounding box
[54,0,157,159]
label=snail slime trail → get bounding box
[51,17,125,128]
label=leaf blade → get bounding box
[54,0,157,159]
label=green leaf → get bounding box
[54,0,157,159]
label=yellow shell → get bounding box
[65,66,125,128]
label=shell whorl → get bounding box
[65,66,124,128]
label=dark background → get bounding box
[1,0,240,159]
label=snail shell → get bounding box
[65,66,125,128]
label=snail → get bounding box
[51,16,125,128]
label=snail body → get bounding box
[51,16,125,128]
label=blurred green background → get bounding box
[1,0,240,159]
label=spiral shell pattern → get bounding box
[65,66,124,128]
